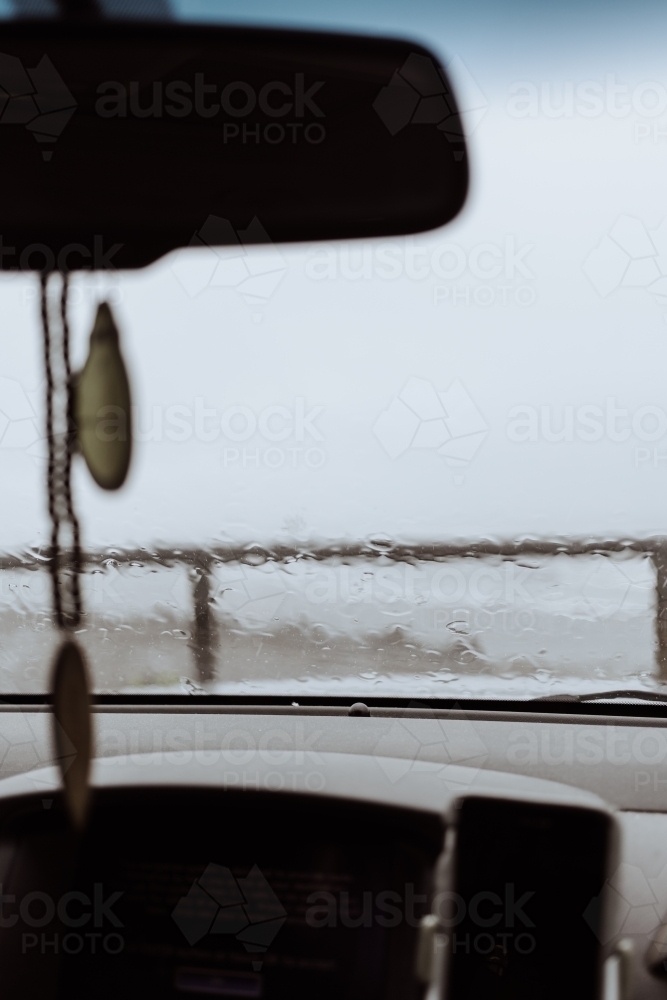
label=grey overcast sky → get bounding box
[2,0,667,556]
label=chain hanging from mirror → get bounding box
[40,270,82,631]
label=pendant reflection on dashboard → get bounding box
[51,640,93,831]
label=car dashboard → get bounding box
[0,703,665,1000]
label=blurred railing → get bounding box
[4,537,666,683]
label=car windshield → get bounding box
[1,0,666,700]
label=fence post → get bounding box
[653,542,667,679]
[191,563,216,684]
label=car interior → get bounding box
[0,0,665,998]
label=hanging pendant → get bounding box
[75,301,132,490]
[52,640,92,831]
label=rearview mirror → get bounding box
[0,22,469,270]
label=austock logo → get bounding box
[584,861,667,945]
[95,72,325,137]
[0,52,75,161]
[583,215,667,304]
[0,376,44,460]
[171,215,287,310]
[14,883,124,955]
[372,709,488,790]
[373,52,487,149]
[172,863,286,968]
[373,376,488,483]
[211,561,287,628]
